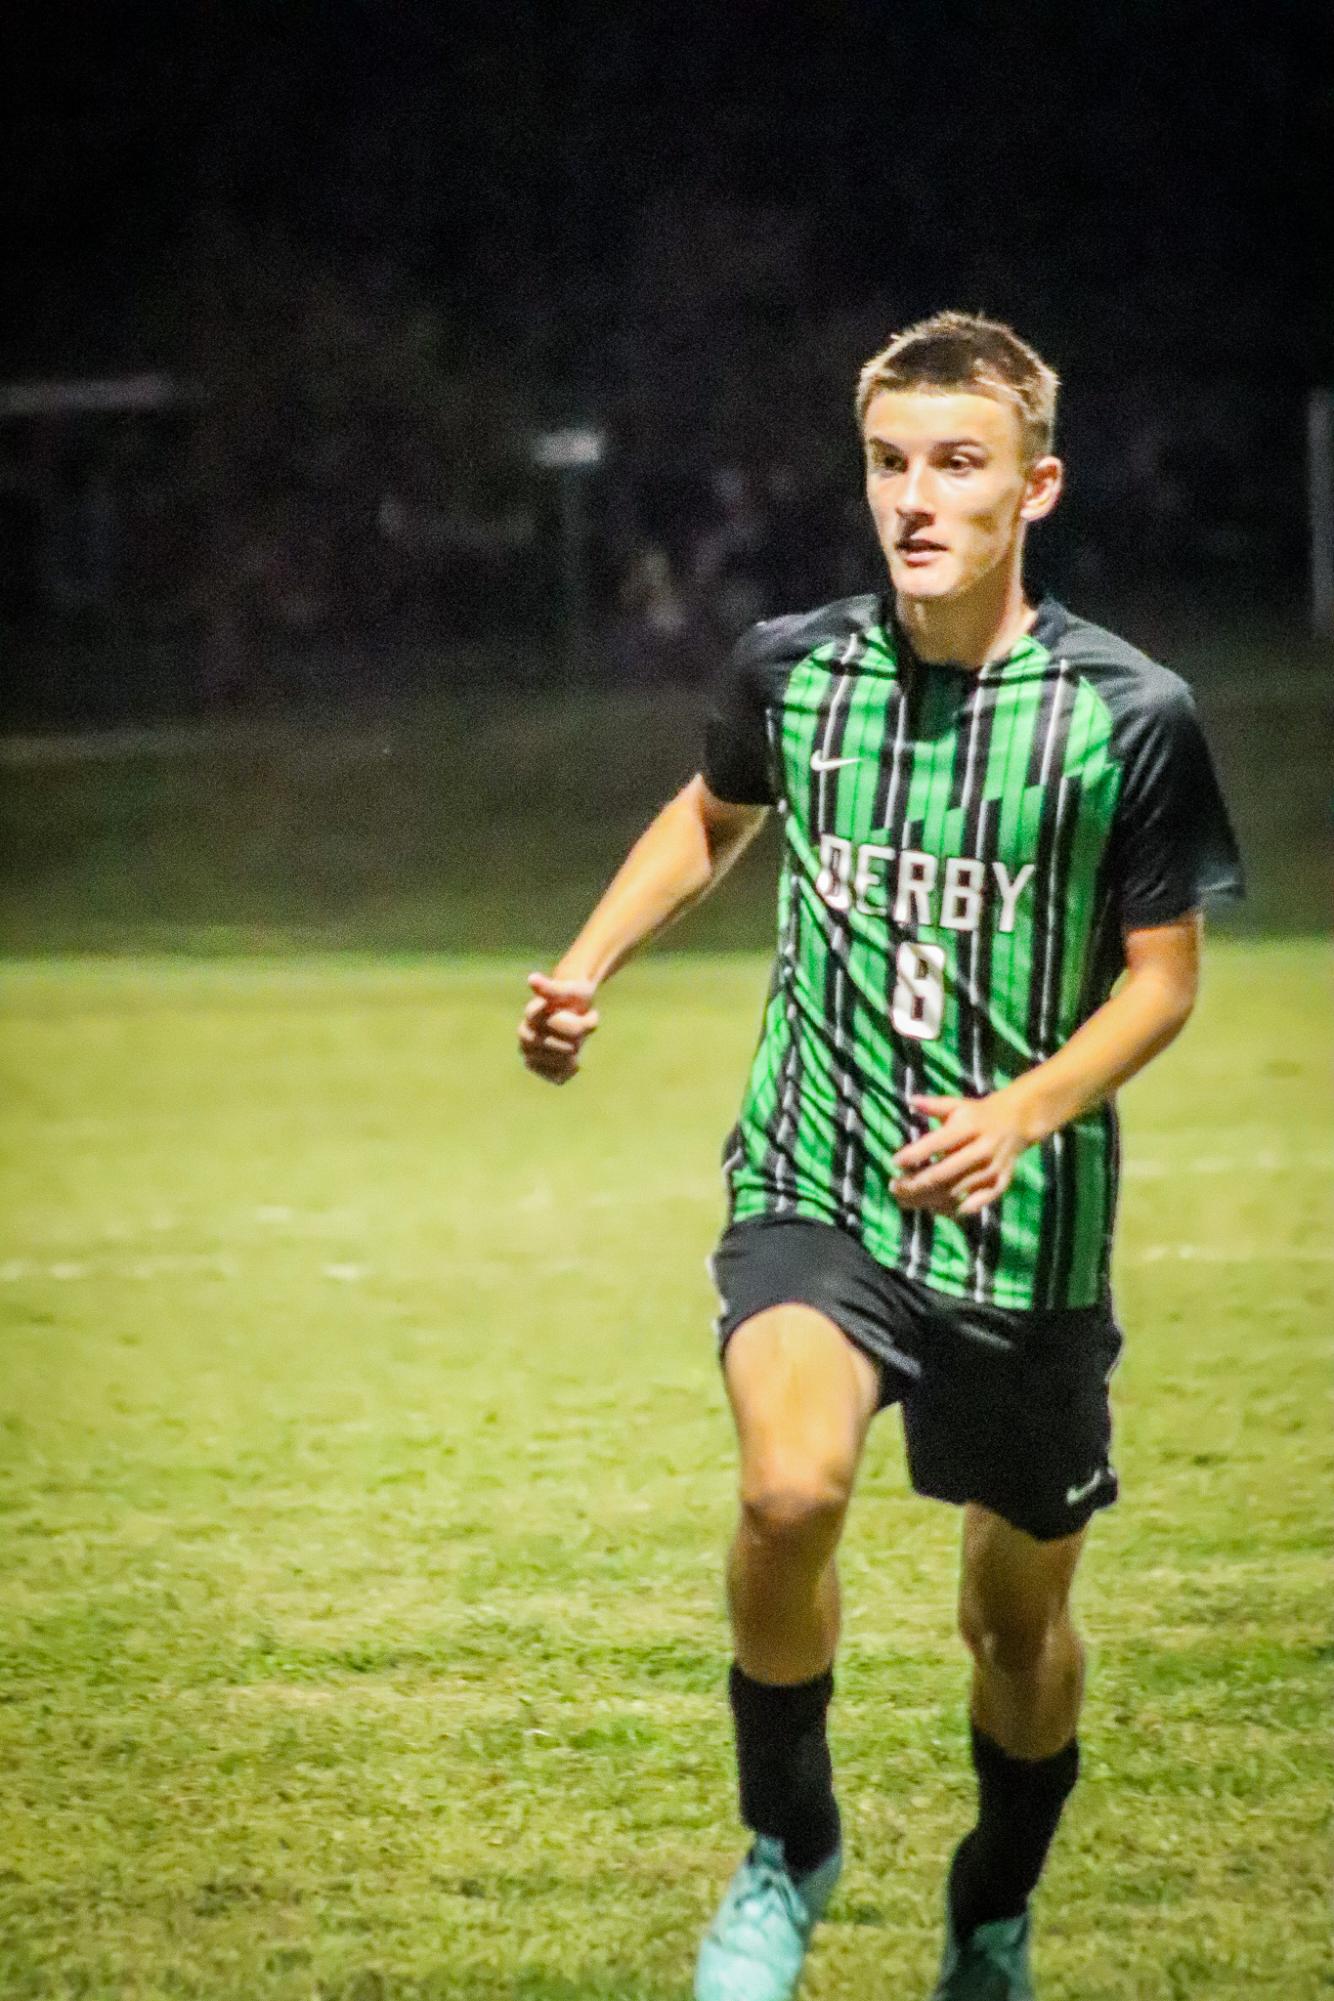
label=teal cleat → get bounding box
[694,1836,842,2001]
[929,1909,1036,2001]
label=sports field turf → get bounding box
[1,937,1329,2000]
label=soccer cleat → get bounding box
[929,1909,1036,2000]
[694,1835,842,2001]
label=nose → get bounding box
[895,458,935,519]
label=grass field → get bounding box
[1,939,1330,2000]
[2,630,1330,957]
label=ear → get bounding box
[1020,454,1064,523]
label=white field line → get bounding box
[0,1253,242,1282]
[9,1145,1330,1261]
[1129,1245,1334,1265]
[3,1153,1328,1283]
[0,1253,367,1283]
[580,1149,1334,1203]
[1123,1150,1334,1179]
[0,1251,590,1283]
[3,1243,1332,1285]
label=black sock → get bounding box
[728,1662,841,1877]
[948,1724,1080,1939]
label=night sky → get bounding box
[8,1,1331,381]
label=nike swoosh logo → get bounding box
[1065,1469,1106,1507]
[810,753,863,772]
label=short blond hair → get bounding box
[856,310,1059,463]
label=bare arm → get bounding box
[519,777,767,1085]
[893,915,1201,1214]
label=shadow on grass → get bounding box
[316,1970,687,2001]
[312,1907,896,2001]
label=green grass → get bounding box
[2,641,1329,957]
[0,941,1329,1999]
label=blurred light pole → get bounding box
[532,425,606,679]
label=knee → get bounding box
[960,1596,1073,1680]
[739,1467,851,1561]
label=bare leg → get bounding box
[937,1505,1092,1947]
[723,1304,882,1684]
[959,1504,1086,1757]
[694,1306,879,1971]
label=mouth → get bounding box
[895,539,947,566]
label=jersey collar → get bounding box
[883,593,1069,675]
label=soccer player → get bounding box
[518,312,1243,2000]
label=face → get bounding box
[862,387,1062,604]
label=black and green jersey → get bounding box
[702,595,1243,1311]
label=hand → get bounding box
[891,1091,1031,1217]
[518,971,600,1086]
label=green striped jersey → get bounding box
[702,595,1243,1311]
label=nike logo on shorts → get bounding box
[810,753,862,772]
[1065,1468,1107,1508]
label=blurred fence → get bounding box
[1,360,1318,730]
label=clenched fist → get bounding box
[518,971,600,1086]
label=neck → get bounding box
[894,553,1035,671]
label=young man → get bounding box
[518,312,1243,2000]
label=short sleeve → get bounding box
[1111,688,1245,929]
[701,625,775,805]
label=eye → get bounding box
[945,452,984,475]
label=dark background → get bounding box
[3,1,1331,725]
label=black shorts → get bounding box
[710,1217,1123,1543]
